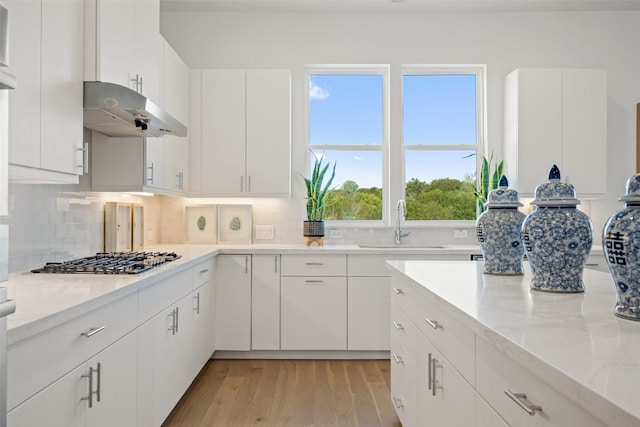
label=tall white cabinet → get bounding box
[190,69,291,197]
[8,0,84,183]
[503,68,607,196]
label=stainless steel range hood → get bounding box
[83,81,187,138]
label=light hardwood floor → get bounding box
[162,359,402,427]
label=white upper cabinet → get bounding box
[192,69,291,197]
[9,0,84,183]
[85,0,162,102]
[503,68,607,197]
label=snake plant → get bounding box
[302,151,336,221]
[475,152,504,214]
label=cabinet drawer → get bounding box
[138,267,192,323]
[413,287,476,386]
[192,258,213,288]
[281,254,346,276]
[349,254,469,277]
[8,292,137,411]
[390,301,416,358]
[476,338,607,427]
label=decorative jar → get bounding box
[476,175,526,275]
[603,173,640,320]
[521,165,593,293]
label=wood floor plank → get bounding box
[162,359,401,427]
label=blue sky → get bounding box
[309,73,477,189]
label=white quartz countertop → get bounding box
[387,260,639,426]
[3,243,481,345]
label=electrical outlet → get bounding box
[329,229,344,239]
[255,225,275,240]
[454,229,468,239]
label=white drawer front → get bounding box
[281,254,346,276]
[391,300,416,358]
[192,258,213,289]
[390,332,416,427]
[476,338,607,427]
[8,292,137,410]
[138,268,192,323]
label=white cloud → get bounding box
[309,80,329,100]
[353,155,364,161]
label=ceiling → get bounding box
[160,0,640,12]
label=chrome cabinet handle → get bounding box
[200,268,209,274]
[431,357,438,396]
[392,287,404,295]
[392,321,404,331]
[81,326,106,338]
[305,280,324,284]
[175,307,179,333]
[425,318,443,330]
[77,142,89,173]
[240,176,244,192]
[274,255,278,273]
[147,162,154,183]
[248,176,251,192]
[194,292,201,314]
[392,353,403,365]
[168,309,177,335]
[81,364,100,408]
[305,262,324,266]
[95,363,102,403]
[245,256,249,274]
[504,389,542,416]
[428,353,433,390]
[392,396,404,409]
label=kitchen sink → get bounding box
[357,243,447,249]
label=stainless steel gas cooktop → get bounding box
[31,251,181,275]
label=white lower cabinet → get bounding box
[8,331,137,427]
[348,277,389,351]
[215,254,251,351]
[476,394,509,427]
[190,262,216,374]
[281,276,347,350]
[251,254,281,350]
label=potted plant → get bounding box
[301,150,336,246]
[475,152,504,214]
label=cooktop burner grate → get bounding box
[31,251,181,275]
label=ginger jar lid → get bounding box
[531,165,581,206]
[619,173,640,203]
[485,175,523,208]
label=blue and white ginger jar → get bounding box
[476,175,526,275]
[603,173,640,320]
[521,165,593,293]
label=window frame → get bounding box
[305,64,391,227]
[397,64,486,226]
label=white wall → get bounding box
[161,9,640,236]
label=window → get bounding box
[402,67,483,221]
[306,64,484,225]
[307,66,389,222]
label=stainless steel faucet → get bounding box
[395,200,410,245]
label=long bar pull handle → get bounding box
[274,255,278,273]
[392,321,404,331]
[248,176,251,192]
[95,363,101,403]
[431,357,438,396]
[245,256,249,274]
[240,176,244,192]
[392,353,403,365]
[77,142,89,173]
[147,162,154,184]
[425,318,443,330]
[168,309,176,335]
[428,353,432,390]
[194,292,201,314]
[81,366,95,408]
[305,262,324,266]
[175,307,179,333]
[81,326,106,338]
[200,268,210,274]
[504,389,542,416]
[305,280,324,284]
[392,287,404,295]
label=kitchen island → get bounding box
[388,260,640,427]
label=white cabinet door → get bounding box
[415,332,443,427]
[348,277,389,351]
[137,294,193,427]
[191,279,216,377]
[40,0,84,176]
[85,332,137,427]
[7,364,85,427]
[163,138,188,193]
[504,68,607,197]
[8,0,41,169]
[245,69,291,195]
[163,41,190,124]
[198,69,291,196]
[215,254,252,351]
[201,69,246,195]
[146,137,164,188]
[91,0,135,87]
[251,254,281,350]
[9,0,83,182]
[133,0,161,102]
[281,276,347,350]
